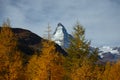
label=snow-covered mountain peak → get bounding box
[52,23,72,48]
[57,23,65,29]
[53,23,67,34]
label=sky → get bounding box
[0,0,120,47]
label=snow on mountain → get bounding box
[52,23,72,48]
[99,46,119,54]
[98,46,120,62]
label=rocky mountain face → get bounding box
[52,23,72,48]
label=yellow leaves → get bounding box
[0,21,23,80]
[27,54,47,80]
[101,61,120,80]
[71,58,93,80]
[0,22,17,57]
[70,60,120,80]
[8,51,22,80]
[27,41,65,80]
[0,50,23,80]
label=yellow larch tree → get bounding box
[71,58,92,80]
[27,40,65,80]
[0,21,23,80]
[101,61,120,80]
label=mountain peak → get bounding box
[53,23,67,35]
[57,23,64,27]
[52,23,72,48]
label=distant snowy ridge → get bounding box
[52,23,72,48]
[98,46,120,62]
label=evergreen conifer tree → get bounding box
[64,22,98,79]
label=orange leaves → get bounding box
[70,60,120,80]
[0,21,23,80]
[27,54,47,80]
[27,41,65,80]
[0,23,17,48]
[71,58,93,80]
[101,61,120,80]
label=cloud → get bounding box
[0,0,120,46]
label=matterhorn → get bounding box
[52,23,72,48]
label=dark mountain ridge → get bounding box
[0,27,67,55]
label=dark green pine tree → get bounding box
[67,22,90,61]
[64,22,98,79]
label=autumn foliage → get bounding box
[0,21,120,80]
[26,41,65,80]
[0,21,23,80]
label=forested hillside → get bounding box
[0,21,120,80]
